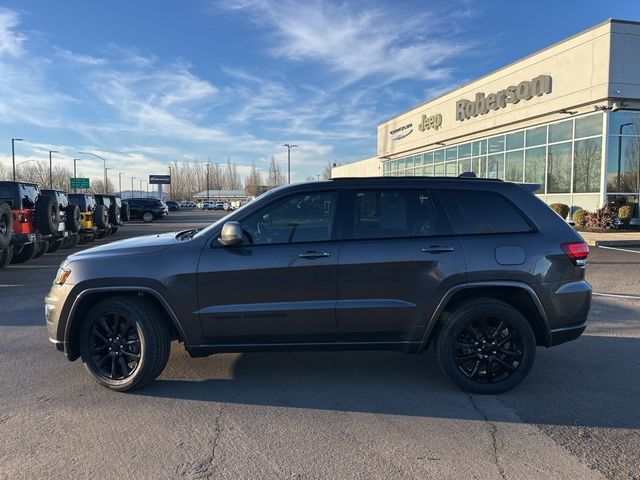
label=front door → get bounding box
[336,188,466,344]
[197,190,340,344]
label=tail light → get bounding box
[561,242,589,265]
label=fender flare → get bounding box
[418,281,551,350]
[64,286,190,357]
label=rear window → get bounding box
[438,189,533,235]
[0,185,16,207]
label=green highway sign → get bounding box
[70,177,90,189]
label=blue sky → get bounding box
[0,0,638,184]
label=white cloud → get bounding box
[0,8,26,57]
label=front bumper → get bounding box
[45,282,76,356]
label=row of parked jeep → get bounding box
[0,180,130,268]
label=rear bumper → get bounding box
[12,232,36,246]
[540,280,591,346]
[549,323,587,346]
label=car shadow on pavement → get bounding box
[135,329,640,429]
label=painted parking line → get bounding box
[593,292,640,300]
[597,245,640,254]
[5,265,59,269]
[0,284,23,288]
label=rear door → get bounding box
[336,187,466,344]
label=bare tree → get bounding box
[90,179,115,194]
[244,162,263,196]
[267,156,286,187]
[322,162,333,179]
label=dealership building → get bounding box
[332,19,640,221]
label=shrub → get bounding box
[549,203,570,219]
[586,206,616,230]
[573,209,589,228]
[618,205,634,226]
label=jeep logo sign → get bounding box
[418,113,442,132]
[390,123,413,140]
[456,75,552,121]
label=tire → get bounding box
[108,204,121,225]
[95,205,109,230]
[0,245,13,268]
[435,298,536,394]
[121,204,130,222]
[0,202,13,249]
[79,297,171,392]
[34,239,49,258]
[142,211,154,223]
[110,226,118,235]
[11,243,37,264]
[67,233,80,248]
[47,239,63,253]
[65,205,81,233]
[35,195,60,236]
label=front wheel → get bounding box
[142,212,154,223]
[435,298,536,394]
[79,297,171,391]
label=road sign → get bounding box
[149,175,171,185]
[70,177,90,189]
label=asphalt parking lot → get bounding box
[1,210,639,479]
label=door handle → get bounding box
[298,251,331,259]
[421,245,455,254]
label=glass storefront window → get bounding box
[575,113,602,138]
[414,154,423,167]
[607,136,639,193]
[459,158,472,174]
[472,156,486,177]
[445,161,458,177]
[573,137,602,193]
[607,194,639,219]
[406,156,414,169]
[610,111,640,136]
[423,164,434,176]
[458,143,472,158]
[397,158,405,171]
[424,152,434,164]
[506,131,524,151]
[487,153,504,179]
[446,147,458,161]
[549,120,573,143]
[526,125,547,147]
[434,149,445,162]
[525,147,546,191]
[505,150,524,182]
[488,136,505,153]
[472,140,487,156]
[547,142,572,193]
[434,163,445,176]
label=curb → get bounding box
[594,240,640,247]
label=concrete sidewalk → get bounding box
[578,230,640,247]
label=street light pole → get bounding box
[204,163,210,202]
[11,138,23,181]
[283,144,298,184]
[168,165,172,201]
[119,172,124,198]
[77,151,108,193]
[131,177,136,198]
[73,158,81,193]
[105,167,112,193]
[48,150,58,188]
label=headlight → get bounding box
[54,267,71,285]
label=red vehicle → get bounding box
[0,181,62,267]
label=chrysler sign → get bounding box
[390,123,413,140]
[456,75,552,121]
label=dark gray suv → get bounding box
[45,177,591,393]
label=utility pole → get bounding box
[205,163,210,202]
[283,144,297,184]
[73,158,81,193]
[119,172,124,198]
[48,150,58,188]
[168,165,172,200]
[131,177,136,198]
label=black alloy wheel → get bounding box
[436,298,536,394]
[453,317,524,384]
[86,313,141,381]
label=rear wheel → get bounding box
[33,239,49,258]
[435,298,536,394]
[11,243,37,264]
[79,297,171,391]
[142,212,154,223]
[0,202,12,249]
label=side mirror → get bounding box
[218,221,243,246]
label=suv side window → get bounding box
[347,189,450,239]
[438,189,533,235]
[241,191,337,245]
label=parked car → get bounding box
[223,202,231,211]
[166,201,180,211]
[215,201,224,210]
[40,189,81,252]
[68,193,108,243]
[46,175,591,393]
[123,197,167,222]
[200,201,214,210]
[0,181,61,265]
[95,194,127,236]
